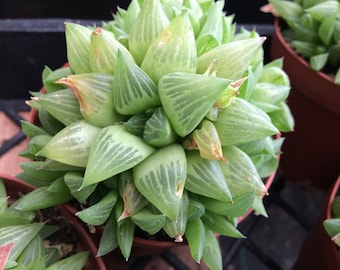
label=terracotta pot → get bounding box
[270,18,340,191]
[294,175,340,269]
[0,173,106,270]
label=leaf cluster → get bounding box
[268,0,340,84]
[0,178,89,270]
[17,0,294,269]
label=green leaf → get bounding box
[310,53,329,71]
[45,251,89,270]
[57,73,123,127]
[118,170,148,221]
[0,209,35,227]
[0,223,44,261]
[36,108,65,136]
[199,190,256,218]
[64,172,96,203]
[163,190,189,242]
[115,200,135,261]
[185,218,205,263]
[19,161,65,184]
[197,37,265,80]
[324,218,340,238]
[38,120,101,168]
[20,120,50,139]
[15,234,45,270]
[76,190,118,225]
[196,1,224,56]
[215,98,279,146]
[43,66,73,93]
[268,0,304,21]
[83,124,155,187]
[158,72,231,137]
[220,146,267,196]
[98,213,118,257]
[186,151,232,202]
[202,229,222,270]
[318,15,336,46]
[251,196,268,218]
[131,207,166,235]
[268,101,295,132]
[114,49,160,115]
[141,12,197,83]
[187,196,205,221]
[30,89,83,126]
[14,187,72,211]
[202,210,244,238]
[129,0,170,65]
[89,27,133,74]
[133,144,187,221]
[143,107,178,147]
[65,23,92,74]
[306,1,339,22]
[332,196,340,218]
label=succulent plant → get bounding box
[17,0,294,268]
[0,177,89,270]
[324,189,340,251]
[264,0,340,84]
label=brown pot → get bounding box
[294,175,340,269]
[0,173,106,270]
[270,18,340,191]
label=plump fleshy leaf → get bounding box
[0,223,44,261]
[65,23,92,74]
[118,170,148,221]
[45,251,89,270]
[38,120,101,167]
[158,72,231,137]
[130,207,166,235]
[28,89,83,126]
[141,12,197,83]
[83,124,155,188]
[185,218,205,263]
[129,0,170,65]
[214,97,279,146]
[219,146,267,197]
[89,27,133,74]
[143,107,178,147]
[76,190,118,225]
[186,150,232,202]
[197,37,265,80]
[57,73,123,127]
[202,229,223,270]
[163,190,189,242]
[191,120,226,161]
[133,144,187,221]
[64,171,96,203]
[114,49,161,115]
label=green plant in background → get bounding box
[16,0,294,269]
[324,193,340,256]
[265,0,340,84]
[0,178,89,270]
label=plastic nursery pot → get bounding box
[294,175,340,270]
[0,173,106,270]
[270,18,340,191]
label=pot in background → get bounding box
[270,18,340,191]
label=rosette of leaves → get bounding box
[0,178,89,270]
[17,0,294,269]
[265,0,340,84]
